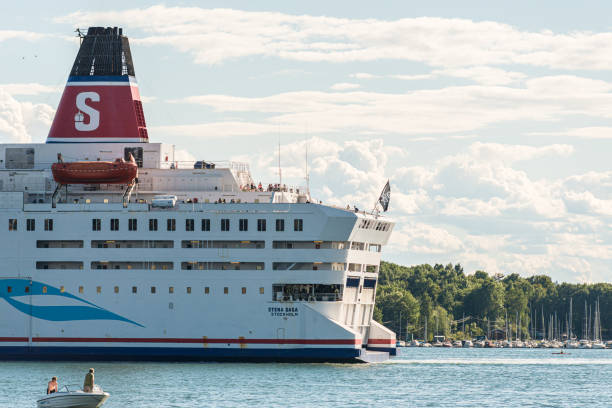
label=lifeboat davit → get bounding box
[51,155,138,184]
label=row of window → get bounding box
[8,218,303,232]
[39,262,376,272]
[33,240,375,251]
[9,218,54,231]
[5,284,264,296]
[36,261,362,271]
[4,283,347,302]
[358,219,391,232]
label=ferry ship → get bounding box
[0,27,396,362]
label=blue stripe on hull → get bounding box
[366,346,397,356]
[0,346,365,363]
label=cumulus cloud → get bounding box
[226,134,611,281]
[0,89,54,143]
[55,6,612,69]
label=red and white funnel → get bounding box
[47,27,148,143]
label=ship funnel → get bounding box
[47,27,148,143]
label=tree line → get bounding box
[374,261,612,341]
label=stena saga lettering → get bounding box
[0,27,396,363]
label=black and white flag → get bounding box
[378,180,391,212]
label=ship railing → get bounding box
[327,204,384,217]
[276,293,342,302]
[160,160,250,171]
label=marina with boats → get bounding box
[395,297,610,349]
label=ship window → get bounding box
[186,287,192,294]
[294,219,303,232]
[242,287,247,294]
[132,286,137,294]
[169,286,174,294]
[167,218,176,231]
[26,219,35,231]
[186,219,194,231]
[8,219,17,231]
[92,219,101,231]
[364,279,377,288]
[96,286,101,294]
[151,286,156,294]
[239,219,248,231]
[201,219,210,231]
[44,219,53,231]
[5,147,34,169]
[257,219,266,232]
[224,287,229,294]
[221,219,230,231]
[128,219,137,231]
[259,287,264,294]
[275,219,284,232]
[78,286,83,294]
[114,286,119,293]
[205,287,210,294]
[110,219,119,231]
[149,219,158,231]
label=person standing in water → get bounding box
[83,368,94,392]
[46,376,58,394]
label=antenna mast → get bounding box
[278,138,282,187]
[75,28,85,45]
[305,140,310,194]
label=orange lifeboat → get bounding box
[51,154,138,185]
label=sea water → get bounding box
[1,348,611,407]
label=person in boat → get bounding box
[83,368,94,392]
[47,376,58,394]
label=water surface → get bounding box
[2,348,611,407]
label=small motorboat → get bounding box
[51,154,138,185]
[37,384,109,408]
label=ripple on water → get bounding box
[1,348,611,407]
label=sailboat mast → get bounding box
[541,306,545,340]
[569,297,573,339]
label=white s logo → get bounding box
[75,92,100,131]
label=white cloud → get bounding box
[530,126,612,139]
[55,7,612,69]
[168,76,612,137]
[330,82,360,91]
[390,74,434,81]
[0,89,54,143]
[0,83,62,96]
[433,66,527,86]
[0,30,48,43]
[350,73,379,79]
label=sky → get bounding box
[1,1,612,283]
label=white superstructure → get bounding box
[0,27,396,362]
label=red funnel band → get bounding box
[47,76,148,143]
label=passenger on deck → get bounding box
[83,368,94,393]
[47,376,58,394]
